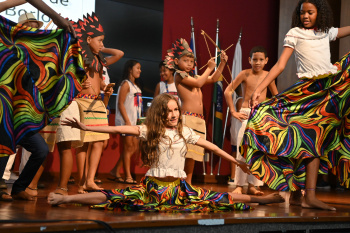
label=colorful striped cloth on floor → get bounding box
[241,51,350,191]
[91,176,251,212]
[0,15,86,157]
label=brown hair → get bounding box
[140,93,185,167]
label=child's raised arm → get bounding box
[251,47,293,108]
[224,72,248,122]
[26,0,76,37]
[101,48,124,66]
[62,117,140,135]
[0,0,27,12]
[206,51,228,84]
[176,58,215,88]
[195,138,251,175]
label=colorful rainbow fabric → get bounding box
[91,176,251,212]
[0,15,86,157]
[241,52,350,191]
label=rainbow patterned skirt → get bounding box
[91,176,251,212]
[0,15,86,157]
[241,52,350,191]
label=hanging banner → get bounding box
[0,0,95,29]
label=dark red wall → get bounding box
[162,0,280,175]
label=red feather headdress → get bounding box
[164,38,196,78]
[71,12,106,72]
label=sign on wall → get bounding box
[0,0,95,29]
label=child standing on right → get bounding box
[224,46,278,195]
[243,0,350,211]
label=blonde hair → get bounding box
[140,93,185,167]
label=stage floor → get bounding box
[1,173,350,233]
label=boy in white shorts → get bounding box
[224,46,278,195]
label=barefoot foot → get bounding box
[78,185,87,194]
[0,191,13,202]
[247,185,264,196]
[12,191,35,201]
[258,193,285,205]
[302,196,336,211]
[232,186,243,194]
[48,192,65,205]
[55,187,68,196]
[289,190,302,206]
[84,182,103,191]
[25,186,38,196]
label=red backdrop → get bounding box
[161,0,280,175]
[23,1,280,176]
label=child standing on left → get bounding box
[55,13,124,194]
[0,0,85,201]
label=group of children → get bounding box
[1,0,350,212]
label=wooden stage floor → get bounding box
[1,173,350,233]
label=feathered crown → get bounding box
[71,12,106,72]
[164,38,196,78]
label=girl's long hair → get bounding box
[291,0,333,33]
[119,59,141,88]
[140,94,185,167]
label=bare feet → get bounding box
[289,190,302,206]
[12,191,35,201]
[48,192,65,205]
[25,186,38,196]
[78,185,87,194]
[54,187,68,196]
[109,169,120,179]
[258,193,285,205]
[302,195,336,211]
[247,185,264,196]
[232,186,243,194]
[84,182,103,191]
[0,191,13,202]
[124,177,137,184]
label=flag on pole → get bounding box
[231,39,242,84]
[231,35,242,108]
[229,34,243,147]
[190,17,197,75]
[212,40,223,147]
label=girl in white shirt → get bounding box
[48,94,285,211]
[154,61,181,105]
[111,60,142,184]
[244,0,350,211]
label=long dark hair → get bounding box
[119,59,141,88]
[291,0,333,33]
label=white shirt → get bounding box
[138,125,200,178]
[159,81,181,105]
[115,80,142,126]
[284,27,338,78]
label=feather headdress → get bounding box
[164,38,196,78]
[71,12,106,72]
